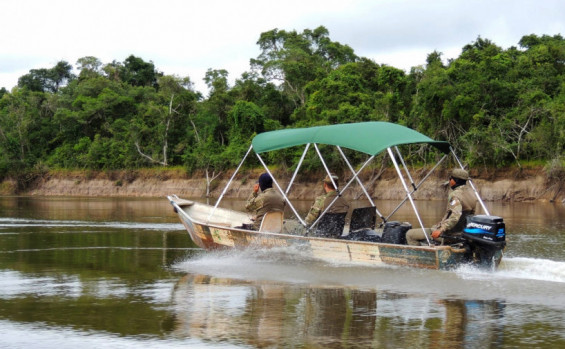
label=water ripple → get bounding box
[0,217,184,231]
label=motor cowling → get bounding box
[463,215,506,267]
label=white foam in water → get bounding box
[174,247,296,271]
[496,257,565,283]
[173,247,342,286]
[177,247,565,287]
[177,245,317,268]
[454,257,565,283]
[172,248,565,311]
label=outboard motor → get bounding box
[463,215,506,267]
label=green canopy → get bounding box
[252,122,450,155]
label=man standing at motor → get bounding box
[406,169,478,245]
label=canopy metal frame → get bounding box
[210,123,489,245]
[306,149,376,234]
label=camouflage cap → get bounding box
[451,168,470,180]
[322,174,339,185]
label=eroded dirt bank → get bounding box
[2,167,563,203]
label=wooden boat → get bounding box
[168,122,506,270]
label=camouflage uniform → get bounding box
[245,188,285,230]
[406,184,477,245]
[435,184,478,235]
[304,190,349,226]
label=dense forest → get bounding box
[0,27,564,183]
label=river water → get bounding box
[0,196,564,348]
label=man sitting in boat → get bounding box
[304,174,350,227]
[245,173,286,230]
[406,169,478,246]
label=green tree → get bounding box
[17,61,75,93]
[228,100,265,142]
[0,88,54,169]
[48,74,138,169]
[231,71,293,126]
[118,55,162,87]
[1,31,564,176]
[132,75,197,166]
[303,60,377,125]
[202,69,234,146]
[76,56,103,80]
[251,26,358,109]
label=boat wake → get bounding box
[496,257,565,283]
[175,247,565,286]
[0,217,184,231]
[173,247,336,286]
[173,243,398,273]
[172,248,565,309]
[454,256,565,283]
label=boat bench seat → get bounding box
[314,212,347,238]
[349,206,377,232]
[259,211,284,233]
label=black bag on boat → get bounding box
[381,221,412,245]
[344,229,381,242]
[341,206,380,242]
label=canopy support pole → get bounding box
[308,154,375,232]
[314,143,339,191]
[385,154,448,221]
[387,147,431,246]
[286,143,310,195]
[336,146,386,222]
[255,152,307,227]
[450,147,490,215]
[208,144,253,222]
[395,146,417,191]
[337,146,375,206]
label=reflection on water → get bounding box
[0,196,175,223]
[171,273,509,348]
[0,196,564,348]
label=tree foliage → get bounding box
[251,26,358,108]
[17,61,75,93]
[0,31,564,179]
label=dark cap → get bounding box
[451,168,470,180]
[258,173,273,191]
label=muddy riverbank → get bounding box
[1,167,563,203]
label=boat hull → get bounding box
[170,198,502,270]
